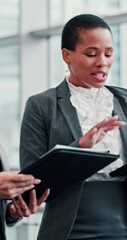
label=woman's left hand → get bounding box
[79,115,126,148]
[8,188,50,219]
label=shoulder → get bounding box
[28,87,57,102]
[106,85,127,100]
[25,87,58,113]
[26,79,68,107]
[28,79,67,101]
[22,80,66,116]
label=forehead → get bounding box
[77,28,113,48]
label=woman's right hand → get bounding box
[0,172,41,199]
[79,115,126,148]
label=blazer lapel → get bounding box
[113,96,127,160]
[57,80,82,140]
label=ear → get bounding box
[62,48,71,64]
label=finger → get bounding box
[16,195,30,217]
[88,128,99,143]
[104,120,126,128]
[11,174,41,187]
[103,125,124,132]
[16,194,28,207]
[95,116,119,129]
[11,179,41,191]
[88,127,98,136]
[104,119,126,127]
[12,198,24,218]
[0,182,35,199]
[14,178,41,186]
[99,120,126,133]
[8,184,35,198]
[12,174,35,182]
[37,189,50,206]
[79,127,98,148]
[26,189,37,214]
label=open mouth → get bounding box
[91,72,107,80]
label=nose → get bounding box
[95,55,108,67]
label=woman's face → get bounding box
[62,28,114,88]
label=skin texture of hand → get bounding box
[8,189,50,219]
[79,115,126,148]
[0,172,41,199]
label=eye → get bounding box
[105,54,112,58]
[105,52,113,57]
[85,53,96,57]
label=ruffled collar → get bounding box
[67,78,113,125]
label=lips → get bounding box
[91,72,107,81]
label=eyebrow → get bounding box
[85,47,114,51]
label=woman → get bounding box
[20,14,127,240]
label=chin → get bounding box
[93,82,106,88]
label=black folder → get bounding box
[110,164,127,177]
[20,145,119,202]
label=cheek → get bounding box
[109,57,114,67]
[109,62,113,69]
[69,60,81,70]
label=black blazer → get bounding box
[20,80,127,240]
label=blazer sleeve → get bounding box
[20,96,49,170]
[0,144,9,171]
[20,92,81,171]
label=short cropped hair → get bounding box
[61,14,112,50]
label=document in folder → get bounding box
[20,145,119,202]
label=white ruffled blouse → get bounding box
[67,78,125,181]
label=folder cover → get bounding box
[110,164,127,177]
[20,145,119,202]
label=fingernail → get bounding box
[29,185,34,189]
[35,179,41,184]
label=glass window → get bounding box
[49,0,127,26]
[0,0,20,169]
[49,0,64,26]
[49,35,65,87]
[107,23,127,87]
[0,0,20,37]
[0,44,20,168]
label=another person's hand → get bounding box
[8,189,50,220]
[79,115,126,148]
[0,172,41,199]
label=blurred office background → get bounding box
[0,0,127,239]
